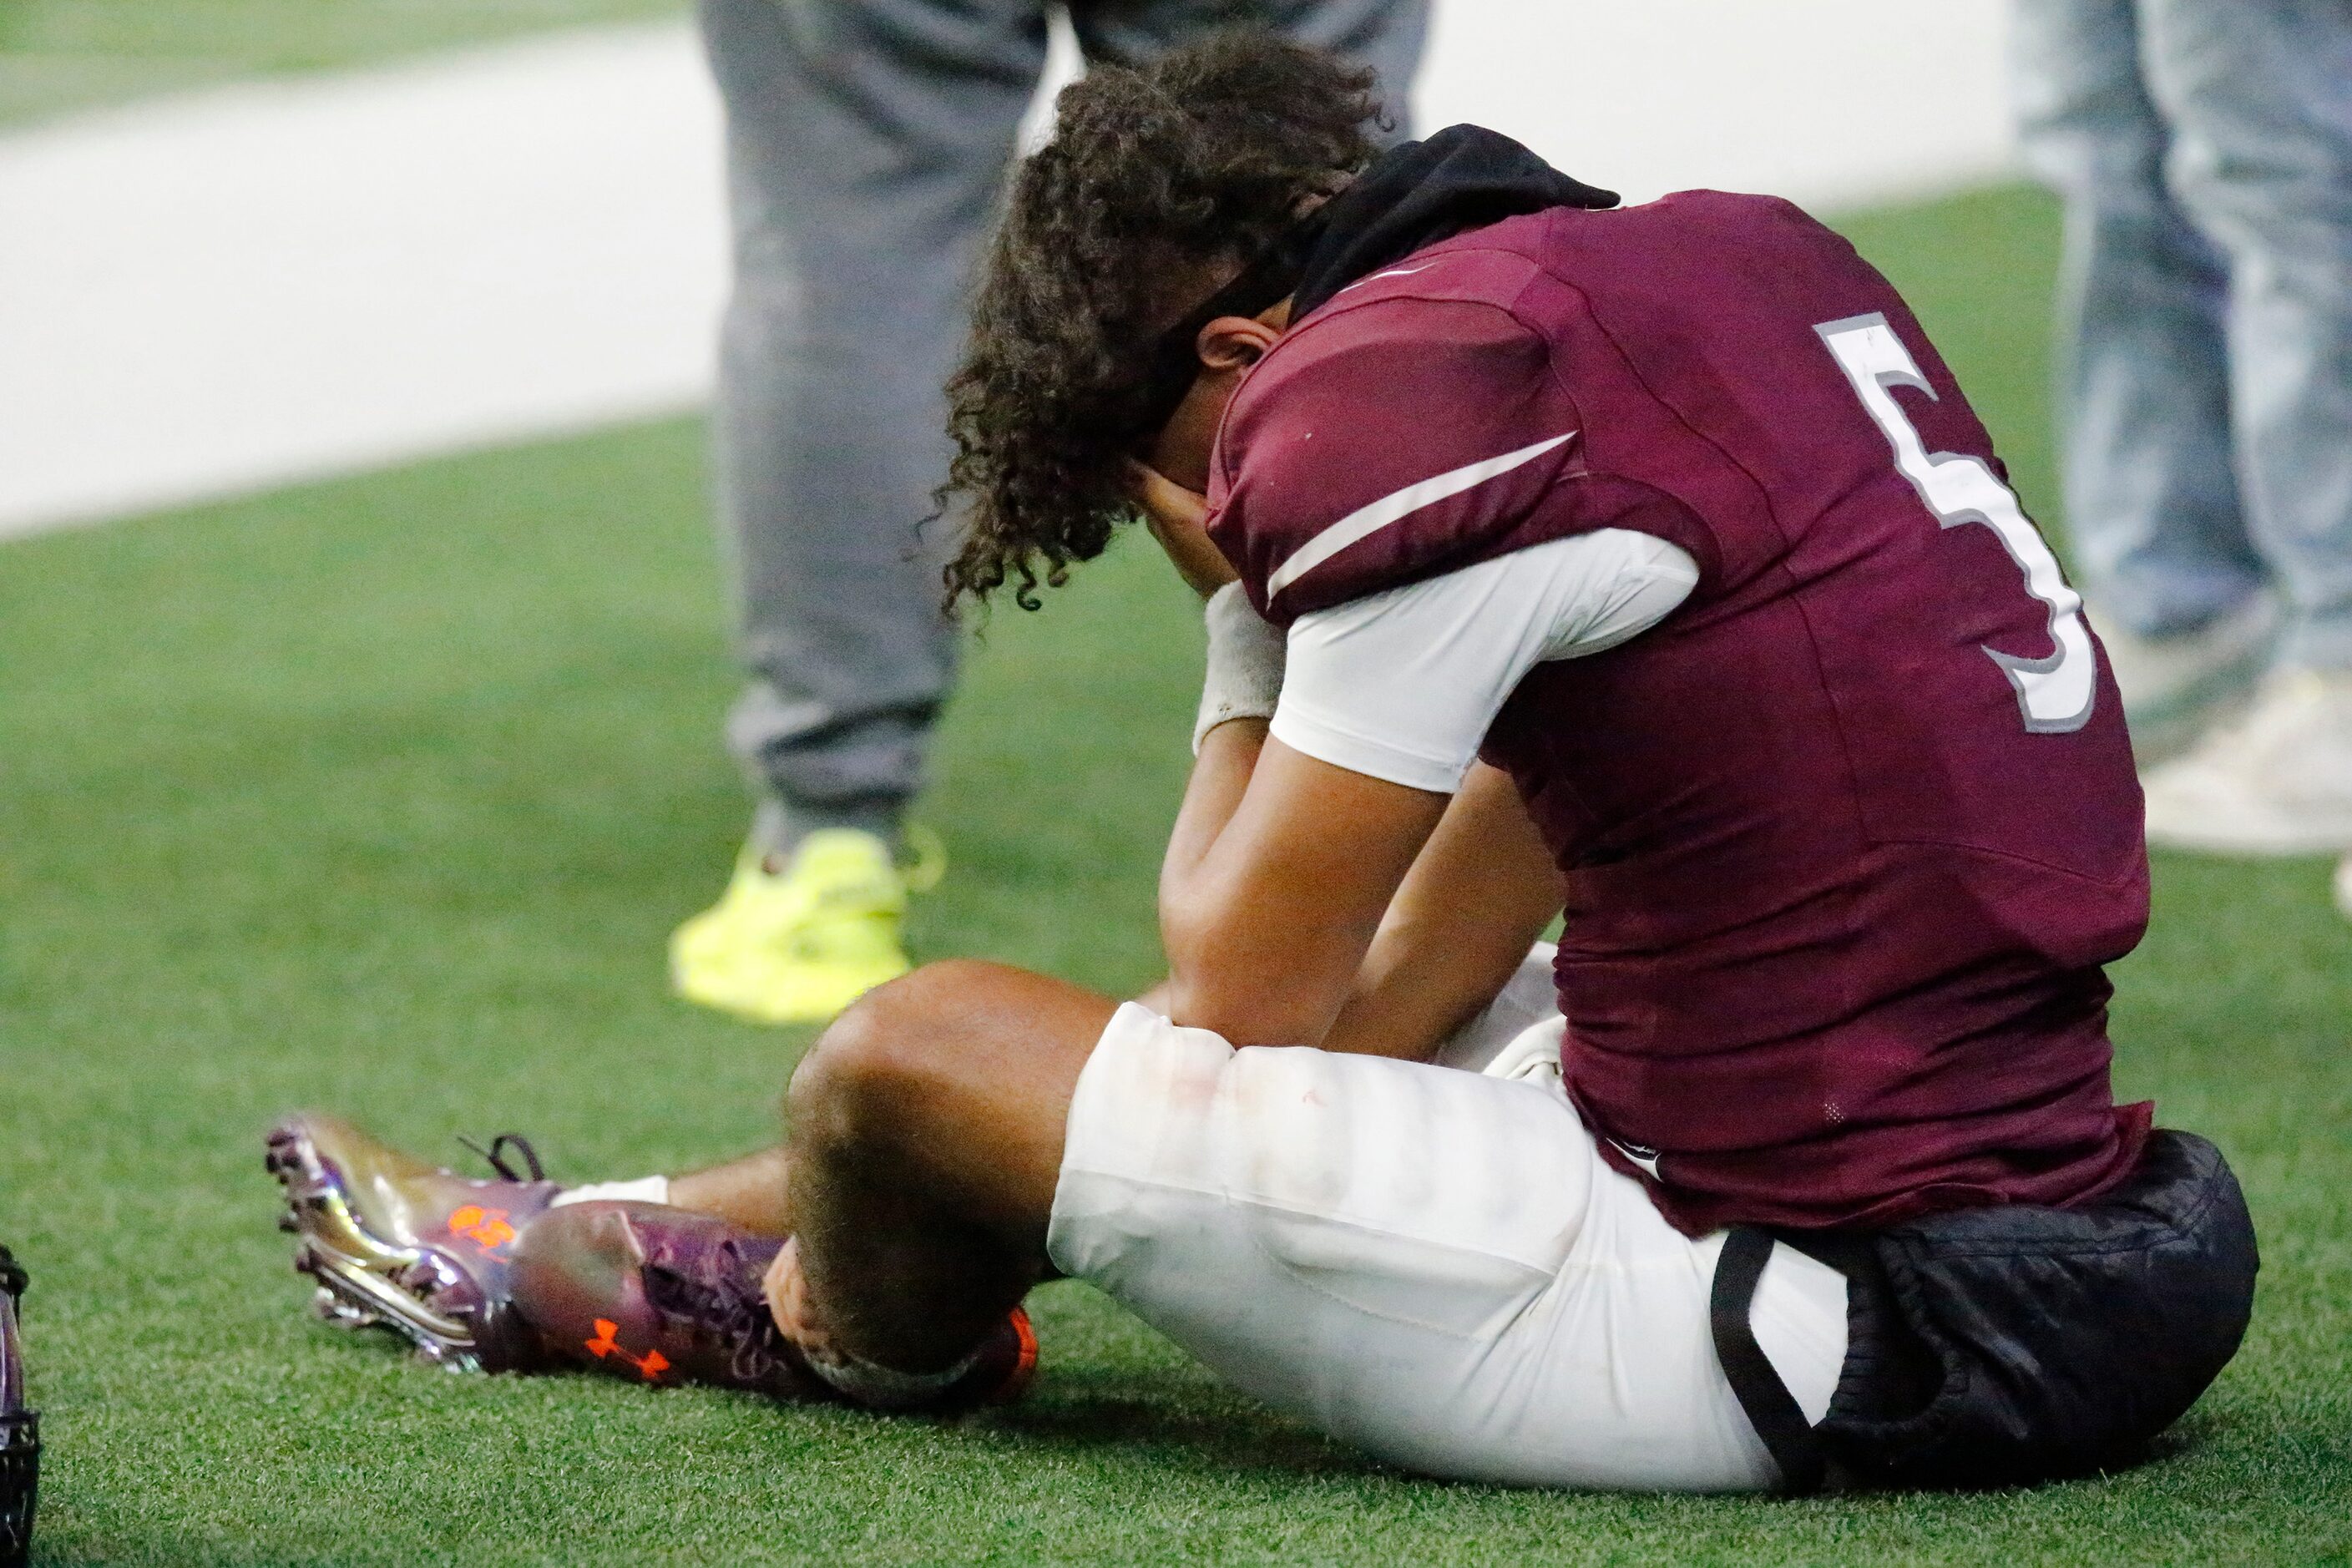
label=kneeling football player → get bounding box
[271,33,2257,1491]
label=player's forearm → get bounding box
[1321,764,1565,1060]
[1161,715,1267,892]
[1160,737,1446,1047]
[1156,725,1274,1029]
[1157,720,1343,1044]
[1321,894,1555,1060]
[1160,574,1287,901]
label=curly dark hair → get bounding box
[938,31,1380,609]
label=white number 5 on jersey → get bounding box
[1816,312,2097,733]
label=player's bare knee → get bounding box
[787,964,975,1161]
[788,1004,903,1162]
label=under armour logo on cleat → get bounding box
[446,1205,518,1253]
[585,1318,671,1381]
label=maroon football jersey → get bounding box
[1205,192,2152,1234]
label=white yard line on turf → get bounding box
[0,4,2016,539]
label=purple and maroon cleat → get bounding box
[508,1202,1038,1413]
[265,1113,561,1371]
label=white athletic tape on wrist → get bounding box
[1193,581,1287,754]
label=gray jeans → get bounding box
[2012,0,2352,670]
[699,0,1429,847]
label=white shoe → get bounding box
[2141,668,2352,855]
[2334,855,2352,922]
[2086,592,2277,764]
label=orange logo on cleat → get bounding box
[998,1306,1039,1404]
[446,1204,518,1253]
[584,1318,671,1381]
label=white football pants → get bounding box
[1044,951,1849,1492]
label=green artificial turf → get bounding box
[3,183,2347,1565]
[0,0,684,127]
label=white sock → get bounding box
[549,1175,671,1208]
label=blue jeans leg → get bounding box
[2142,0,2352,671]
[2011,0,2260,637]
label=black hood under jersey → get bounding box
[1289,124,1619,317]
[1131,124,1616,437]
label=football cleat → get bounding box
[266,1114,560,1371]
[508,1201,1036,1412]
[669,828,935,1026]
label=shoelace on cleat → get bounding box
[640,1239,795,1387]
[456,1132,546,1184]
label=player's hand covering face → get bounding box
[1126,459,1238,598]
[1122,300,1287,599]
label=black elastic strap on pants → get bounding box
[1709,1226,1827,1495]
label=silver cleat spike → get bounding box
[310,1287,380,1330]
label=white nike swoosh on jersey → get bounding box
[1333,263,1439,294]
[1609,1138,1664,1180]
[1266,430,1578,598]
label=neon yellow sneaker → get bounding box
[670,828,927,1024]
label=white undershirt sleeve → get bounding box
[1269,529,1699,793]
